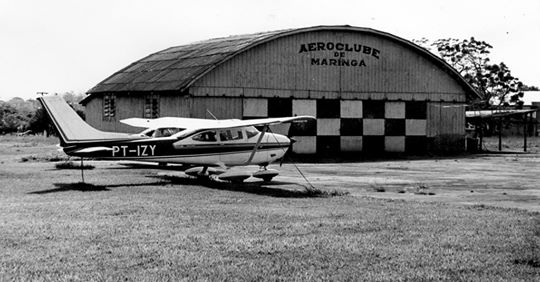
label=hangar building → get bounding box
[81,25,480,155]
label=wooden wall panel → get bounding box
[292,136,317,154]
[84,98,102,130]
[385,102,405,119]
[243,98,268,117]
[427,102,466,137]
[160,95,190,117]
[317,119,340,136]
[190,97,242,119]
[340,100,363,118]
[385,136,405,152]
[115,95,146,133]
[192,30,468,102]
[292,99,316,116]
[340,136,362,152]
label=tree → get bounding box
[520,85,539,91]
[0,92,86,135]
[28,107,57,135]
[0,101,26,133]
[484,62,524,107]
[414,37,528,109]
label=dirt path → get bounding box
[278,153,540,212]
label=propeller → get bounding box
[279,137,295,167]
[269,123,317,191]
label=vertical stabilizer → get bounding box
[38,96,136,145]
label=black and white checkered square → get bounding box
[242,98,428,154]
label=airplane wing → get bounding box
[205,116,316,129]
[121,116,315,131]
[174,116,316,138]
[120,117,214,129]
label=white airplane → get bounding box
[38,95,315,182]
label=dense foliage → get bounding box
[414,37,535,109]
[0,92,85,134]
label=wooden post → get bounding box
[479,122,483,152]
[523,114,527,152]
[498,117,502,151]
[81,158,85,183]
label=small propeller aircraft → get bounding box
[38,95,315,182]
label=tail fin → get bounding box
[38,95,135,146]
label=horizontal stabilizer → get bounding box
[74,147,114,154]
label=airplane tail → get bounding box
[38,95,136,146]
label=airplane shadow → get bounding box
[28,182,109,194]
[28,177,336,198]
[150,174,329,198]
[28,181,169,194]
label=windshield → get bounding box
[245,126,259,139]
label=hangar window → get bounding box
[144,94,160,118]
[103,94,116,121]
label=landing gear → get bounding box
[252,166,279,182]
[217,171,252,183]
[184,166,280,183]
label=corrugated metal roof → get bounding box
[87,28,288,95]
[85,25,481,101]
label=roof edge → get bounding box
[180,25,482,100]
[85,25,482,101]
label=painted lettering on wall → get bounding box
[298,42,380,67]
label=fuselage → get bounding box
[63,127,291,167]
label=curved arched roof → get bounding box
[86,25,480,100]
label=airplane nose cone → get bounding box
[273,133,291,145]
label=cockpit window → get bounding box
[245,126,259,139]
[153,127,183,137]
[140,127,184,138]
[143,130,155,137]
[192,130,217,142]
[219,129,244,141]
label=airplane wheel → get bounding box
[262,176,274,182]
[252,169,279,182]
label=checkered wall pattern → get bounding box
[243,98,428,154]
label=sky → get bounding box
[1,0,539,101]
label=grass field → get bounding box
[0,136,539,280]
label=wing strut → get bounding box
[244,125,268,165]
